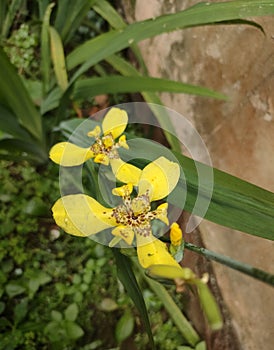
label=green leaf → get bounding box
[0,104,32,140]
[64,320,84,340]
[14,299,28,325]
[54,0,95,43]
[113,249,155,349]
[64,303,79,322]
[106,54,180,152]
[5,283,26,298]
[115,311,135,343]
[93,0,148,74]
[0,138,48,164]
[93,0,126,29]
[0,48,44,143]
[170,152,274,240]
[73,75,226,100]
[196,341,207,350]
[67,0,274,79]
[41,3,55,95]
[23,197,50,217]
[1,0,23,39]
[27,270,52,297]
[51,310,63,322]
[49,26,68,91]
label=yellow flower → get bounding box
[49,107,141,185]
[52,156,184,278]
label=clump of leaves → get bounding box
[3,23,38,76]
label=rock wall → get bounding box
[122,1,274,349]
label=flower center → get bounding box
[90,133,119,160]
[112,193,165,237]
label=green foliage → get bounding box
[2,1,274,349]
[3,23,38,75]
[0,160,189,349]
[2,0,274,164]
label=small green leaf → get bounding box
[23,197,50,217]
[5,283,26,298]
[115,311,135,343]
[64,303,79,322]
[14,299,28,325]
[51,310,63,322]
[64,320,84,339]
[196,341,207,350]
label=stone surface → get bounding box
[122,1,274,349]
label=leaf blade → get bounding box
[113,249,155,349]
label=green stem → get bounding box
[133,258,200,347]
[185,242,274,288]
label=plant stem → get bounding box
[133,258,200,347]
[184,242,274,288]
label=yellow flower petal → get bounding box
[52,194,116,237]
[102,134,115,148]
[102,108,128,139]
[112,226,134,245]
[112,183,133,197]
[138,157,180,201]
[110,158,141,185]
[87,125,101,138]
[155,203,169,225]
[49,142,94,166]
[170,222,183,246]
[118,135,129,149]
[136,233,180,269]
[94,153,109,165]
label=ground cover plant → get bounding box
[1,1,274,349]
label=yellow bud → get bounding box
[170,222,183,246]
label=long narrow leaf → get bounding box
[41,3,55,96]
[93,0,148,74]
[1,0,23,39]
[170,151,274,240]
[0,48,44,144]
[49,26,68,91]
[113,249,155,349]
[106,54,181,152]
[67,0,274,80]
[54,0,95,43]
[73,76,227,100]
[0,105,32,141]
